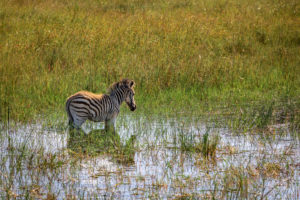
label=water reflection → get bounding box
[0,115,298,199]
[67,128,136,165]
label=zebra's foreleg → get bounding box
[105,118,116,135]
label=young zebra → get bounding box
[66,79,136,132]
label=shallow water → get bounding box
[0,114,299,199]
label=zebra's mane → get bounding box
[108,79,134,95]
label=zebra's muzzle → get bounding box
[130,105,136,111]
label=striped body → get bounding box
[66,79,136,130]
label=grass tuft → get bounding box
[180,130,219,159]
[68,129,137,164]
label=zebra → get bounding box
[66,79,136,133]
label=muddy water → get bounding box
[0,114,299,199]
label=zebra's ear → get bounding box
[121,79,134,88]
[121,79,129,88]
[129,80,135,88]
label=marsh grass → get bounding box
[179,129,219,158]
[67,129,137,164]
[0,116,298,199]
[199,132,219,158]
[0,0,299,124]
[0,0,299,198]
[220,165,266,199]
[227,99,300,133]
[0,139,68,198]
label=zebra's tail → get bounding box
[65,96,74,126]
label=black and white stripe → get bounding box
[66,79,136,130]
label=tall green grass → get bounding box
[0,0,299,122]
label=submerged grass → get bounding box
[0,114,298,198]
[68,129,137,164]
[0,0,299,127]
[179,129,219,158]
[228,98,300,133]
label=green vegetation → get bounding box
[0,0,299,125]
[0,1,299,197]
[179,130,219,158]
[68,129,137,164]
[1,117,298,199]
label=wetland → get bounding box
[0,0,299,198]
[0,111,299,199]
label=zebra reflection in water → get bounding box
[66,79,136,133]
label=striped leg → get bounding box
[105,118,116,134]
[73,116,87,129]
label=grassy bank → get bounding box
[0,0,299,123]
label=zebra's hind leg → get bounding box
[72,116,86,128]
[69,117,87,134]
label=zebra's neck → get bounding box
[109,88,125,106]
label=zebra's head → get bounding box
[123,79,136,111]
[109,79,137,111]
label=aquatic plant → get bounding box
[180,130,219,159]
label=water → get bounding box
[0,114,299,199]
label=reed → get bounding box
[0,0,299,122]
